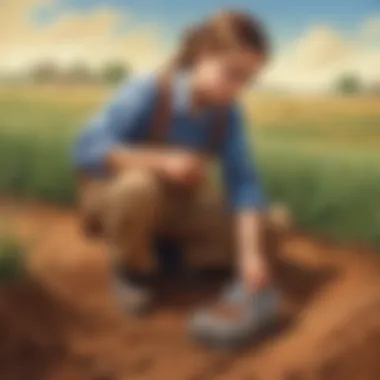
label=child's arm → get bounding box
[221,106,269,290]
[106,145,206,187]
[73,75,156,174]
[235,210,268,289]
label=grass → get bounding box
[1,84,380,246]
[255,142,380,245]
[0,129,75,204]
[0,236,25,282]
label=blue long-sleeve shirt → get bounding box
[72,72,266,210]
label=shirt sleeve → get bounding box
[220,105,267,211]
[72,74,155,173]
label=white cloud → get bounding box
[261,19,380,92]
[0,0,167,74]
[361,15,380,42]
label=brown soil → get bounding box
[1,200,380,380]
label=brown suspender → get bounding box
[149,70,174,144]
[148,70,227,155]
[207,105,228,155]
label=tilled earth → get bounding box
[1,200,380,380]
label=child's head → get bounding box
[174,10,269,105]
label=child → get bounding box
[73,10,278,348]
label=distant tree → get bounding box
[101,61,129,85]
[66,62,94,83]
[335,73,362,95]
[368,81,380,96]
[31,61,60,83]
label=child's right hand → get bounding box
[159,150,206,187]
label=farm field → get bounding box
[1,84,380,244]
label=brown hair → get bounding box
[171,10,270,70]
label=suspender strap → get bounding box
[149,70,173,143]
[206,107,228,156]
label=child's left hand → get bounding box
[240,253,269,291]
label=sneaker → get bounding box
[188,280,279,348]
[112,271,154,316]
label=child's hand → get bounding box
[160,150,206,187]
[240,253,269,291]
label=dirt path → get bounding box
[1,200,380,380]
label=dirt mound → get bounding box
[1,200,380,380]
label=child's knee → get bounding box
[108,169,161,209]
[104,170,162,233]
[266,203,293,233]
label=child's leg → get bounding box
[180,183,234,271]
[79,169,163,315]
[103,169,162,275]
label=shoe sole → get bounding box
[189,316,280,351]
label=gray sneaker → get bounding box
[188,280,279,348]
[112,272,154,316]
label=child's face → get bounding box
[193,49,265,105]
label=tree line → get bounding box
[7,61,380,94]
[28,60,129,85]
[335,73,380,95]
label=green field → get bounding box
[1,84,380,245]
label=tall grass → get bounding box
[0,129,75,204]
[0,236,25,281]
[1,85,380,245]
[256,141,380,245]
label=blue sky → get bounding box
[37,0,379,49]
